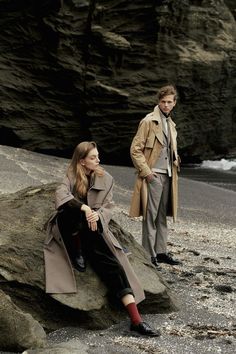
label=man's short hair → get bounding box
[157,85,178,101]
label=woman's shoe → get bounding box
[73,254,86,272]
[130,321,161,337]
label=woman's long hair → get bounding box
[67,141,103,198]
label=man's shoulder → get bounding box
[141,105,160,122]
[142,112,154,121]
[140,111,156,125]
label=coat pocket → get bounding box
[145,133,155,148]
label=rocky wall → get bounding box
[0,0,235,163]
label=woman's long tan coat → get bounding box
[129,105,180,221]
[44,171,145,304]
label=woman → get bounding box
[44,141,160,337]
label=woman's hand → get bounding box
[86,211,99,223]
[81,205,99,231]
[81,204,92,217]
[86,211,99,231]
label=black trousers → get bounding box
[57,206,133,300]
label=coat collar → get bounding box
[152,105,163,144]
[89,173,106,191]
[152,105,162,123]
[152,105,176,126]
[151,105,176,145]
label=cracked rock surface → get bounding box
[0,1,236,163]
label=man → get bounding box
[129,85,181,267]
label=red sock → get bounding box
[125,302,142,325]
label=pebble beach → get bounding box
[0,145,235,354]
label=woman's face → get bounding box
[80,147,100,173]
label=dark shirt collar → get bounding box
[159,108,170,118]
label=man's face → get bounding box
[159,94,176,115]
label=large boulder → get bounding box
[0,0,235,162]
[22,340,89,354]
[0,183,178,339]
[0,289,46,352]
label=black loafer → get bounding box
[73,254,86,272]
[130,321,161,337]
[151,257,161,269]
[156,253,182,265]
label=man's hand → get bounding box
[145,173,156,183]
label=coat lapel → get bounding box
[168,118,178,159]
[89,174,106,191]
[87,174,106,208]
[152,106,163,145]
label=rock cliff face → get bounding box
[0,0,235,163]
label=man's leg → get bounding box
[154,175,182,265]
[142,174,163,259]
[154,174,170,254]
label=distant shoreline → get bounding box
[180,166,236,192]
[0,144,235,193]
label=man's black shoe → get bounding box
[156,253,182,265]
[151,257,161,269]
[130,321,160,337]
[73,254,86,272]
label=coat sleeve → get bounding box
[97,177,115,231]
[130,119,152,178]
[55,177,74,210]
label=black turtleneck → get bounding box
[160,109,170,118]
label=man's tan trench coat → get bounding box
[44,171,145,304]
[130,105,180,221]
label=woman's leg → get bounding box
[57,207,86,271]
[121,293,160,337]
[81,229,160,337]
[81,228,133,300]
[58,211,160,337]
[121,294,142,325]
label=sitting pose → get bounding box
[44,141,160,337]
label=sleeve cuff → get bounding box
[66,198,83,209]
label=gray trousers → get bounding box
[142,173,170,257]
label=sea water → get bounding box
[181,159,236,192]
